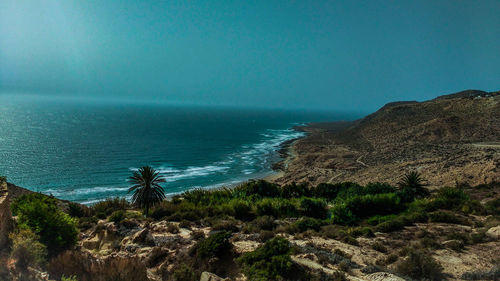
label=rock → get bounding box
[199,272,228,281]
[442,239,464,250]
[82,235,102,250]
[132,228,155,245]
[486,225,500,240]
[143,247,170,268]
[366,272,406,281]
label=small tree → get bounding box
[398,171,430,202]
[128,166,166,216]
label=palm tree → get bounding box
[398,171,430,200]
[128,166,166,216]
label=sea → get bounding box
[0,96,359,204]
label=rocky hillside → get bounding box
[275,90,500,187]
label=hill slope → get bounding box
[276,89,500,187]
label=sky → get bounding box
[1,1,499,112]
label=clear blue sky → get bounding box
[1,0,499,111]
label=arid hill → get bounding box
[275,89,500,188]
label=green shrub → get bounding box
[9,229,47,270]
[371,242,387,253]
[169,263,197,281]
[485,198,500,215]
[61,276,78,281]
[294,217,323,233]
[300,198,328,219]
[280,183,310,198]
[375,217,407,232]
[108,210,126,223]
[396,249,443,280]
[68,202,93,218]
[233,180,281,198]
[237,237,295,280]
[245,216,276,233]
[256,198,279,217]
[0,176,6,182]
[194,231,232,259]
[11,193,78,256]
[230,199,254,220]
[428,210,470,225]
[276,200,300,217]
[426,187,469,211]
[366,214,398,225]
[312,182,351,200]
[91,197,130,218]
[332,193,403,225]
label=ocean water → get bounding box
[0,97,357,204]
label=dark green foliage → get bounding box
[332,193,403,224]
[293,217,324,233]
[425,186,469,211]
[108,210,126,223]
[312,183,354,201]
[11,193,78,256]
[68,202,93,218]
[0,175,6,182]
[256,198,279,217]
[245,216,276,232]
[183,188,233,205]
[194,231,232,259]
[150,201,178,220]
[428,210,470,225]
[485,198,500,215]
[230,199,254,220]
[169,263,197,281]
[375,217,407,232]
[397,171,430,201]
[237,237,295,281]
[91,197,130,218]
[396,249,443,281]
[233,180,281,198]
[366,214,398,226]
[300,198,328,219]
[280,183,310,198]
[128,166,166,216]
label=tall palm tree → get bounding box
[398,171,430,200]
[128,166,166,216]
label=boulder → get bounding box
[442,239,464,250]
[366,272,406,281]
[486,225,500,240]
[132,228,154,245]
[200,272,229,281]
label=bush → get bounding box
[237,237,295,280]
[300,198,328,219]
[280,183,310,198]
[375,217,407,233]
[428,210,470,225]
[0,176,6,182]
[91,198,130,218]
[293,217,323,233]
[108,210,126,223]
[256,198,279,217]
[230,199,254,220]
[332,193,403,224]
[11,193,78,256]
[426,187,469,211]
[312,183,351,200]
[245,216,276,233]
[61,276,78,281]
[396,249,443,280]
[233,180,281,198]
[68,202,93,218]
[169,263,197,281]
[194,231,232,259]
[9,229,47,270]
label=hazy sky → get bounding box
[1,1,499,111]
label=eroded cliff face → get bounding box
[0,180,12,250]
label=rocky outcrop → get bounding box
[486,225,500,240]
[0,180,12,250]
[200,271,229,281]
